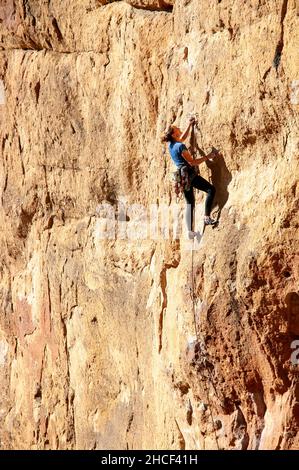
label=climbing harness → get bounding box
[171,165,194,202]
[190,240,220,450]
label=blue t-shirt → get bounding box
[168,141,190,168]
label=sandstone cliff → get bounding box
[0,0,298,450]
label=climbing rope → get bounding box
[190,122,196,159]
[190,238,220,450]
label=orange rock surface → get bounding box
[0,0,298,449]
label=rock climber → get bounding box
[162,117,218,238]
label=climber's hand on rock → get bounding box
[189,116,196,125]
[207,150,216,160]
[210,148,220,159]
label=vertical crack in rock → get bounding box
[175,419,186,450]
[186,399,193,425]
[126,412,134,434]
[34,81,40,104]
[158,266,168,353]
[273,0,289,69]
[46,270,52,333]
[17,135,25,178]
[41,163,53,212]
[61,316,77,448]
[59,257,76,448]
[34,345,46,445]
[158,258,179,353]
[51,18,63,42]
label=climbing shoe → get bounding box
[204,216,217,226]
[187,230,198,240]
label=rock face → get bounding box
[0,0,298,450]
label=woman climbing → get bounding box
[162,117,217,238]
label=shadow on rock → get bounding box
[206,149,232,223]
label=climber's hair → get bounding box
[161,125,175,143]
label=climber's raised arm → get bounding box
[180,117,196,142]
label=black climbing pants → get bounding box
[184,174,216,231]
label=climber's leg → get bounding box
[191,175,216,217]
[183,187,195,232]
